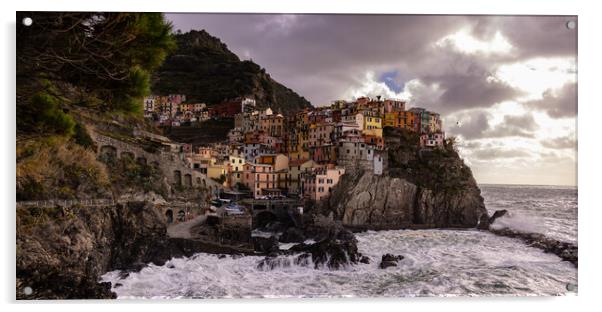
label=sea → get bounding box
[101,184,578,298]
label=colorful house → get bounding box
[301,165,346,201]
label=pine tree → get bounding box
[17,12,176,136]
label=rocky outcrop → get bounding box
[379,254,405,269]
[490,228,578,267]
[324,170,487,230]
[257,215,364,270]
[488,209,508,224]
[486,209,577,267]
[333,173,417,228]
[321,128,488,230]
[16,200,226,299]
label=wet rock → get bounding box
[253,236,279,254]
[477,213,490,230]
[490,228,578,267]
[379,261,398,269]
[257,256,292,270]
[488,210,508,224]
[287,227,362,269]
[379,253,404,269]
[381,253,404,262]
[359,256,371,264]
[295,253,312,266]
[280,227,305,243]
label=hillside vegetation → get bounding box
[152,30,312,114]
[16,12,176,200]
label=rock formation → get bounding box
[379,254,405,269]
[321,127,488,230]
[16,200,242,299]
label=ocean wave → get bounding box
[102,229,577,299]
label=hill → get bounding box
[152,30,312,114]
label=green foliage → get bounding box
[26,93,76,137]
[152,30,311,113]
[73,123,94,149]
[16,177,47,201]
[17,12,176,117]
[101,153,164,195]
[385,128,471,195]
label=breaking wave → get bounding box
[101,185,577,299]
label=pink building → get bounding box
[242,163,278,198]
[420,132,445,148]
[301,165,346,201]
[308,122,334,148]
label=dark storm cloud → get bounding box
[165,14,577,184]
[525,82,577,118]
[166,14,575,109]
[448,112,537,140]
[495,16,577,59]
[420,73,522,113]
[447,111,490,139]
[483,114,538,138]
[166,14,471,106]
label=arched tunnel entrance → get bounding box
[165,209,173,224]
[177,210,186,222]
[253,211,278,229]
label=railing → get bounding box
[16,198,116,209]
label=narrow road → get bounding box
[167,214,207,239]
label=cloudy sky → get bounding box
[167,14,577,186]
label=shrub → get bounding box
[28,93,76,137]
[73,123,94,149]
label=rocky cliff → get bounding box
[16,199,235,299]
[152,30,312,114]
[322,127,488,230]
[17,201,159,299]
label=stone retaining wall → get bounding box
[88,129,223,193]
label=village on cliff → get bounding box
[143,95,446,203]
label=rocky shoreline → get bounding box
[484,209,578,268]
[17,200,577,299]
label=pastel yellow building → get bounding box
[360,112,383,137]
[207,163,227,184]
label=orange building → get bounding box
[383,111,416,131]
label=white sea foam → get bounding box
[490,212,547,233]
[482,185,577,244]
[102,229,577,299]
[101,185,578,299]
